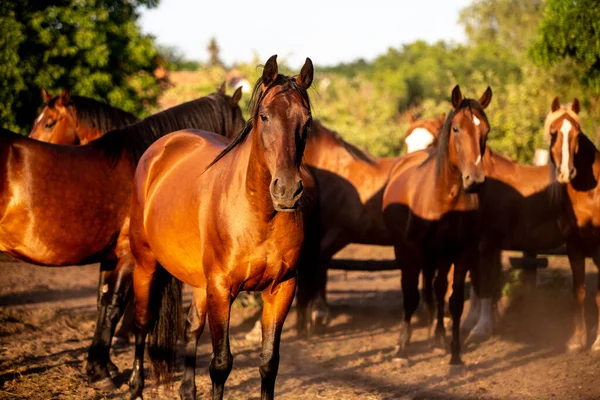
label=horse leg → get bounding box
[392,245,421,366]
[433,258,452,353]
[296,212,326,336]
[114,297,135,346]
[566,241,587,352]
[448,246,473,375]
[207,279,233,400]
[86,256,134,388]
[466,243,498,344]
[591,251,600,352]
[260,276,296,400]
[179,288,208,400]
[422,263,436,338]
[127,252,157,400]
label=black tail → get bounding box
[147,263,183,387]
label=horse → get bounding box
[404,112,446,153]
[452,150,565,343]
[382,85,492,373]
[30,88,140,144]
[127,55,315,400]
[545,97,600,352]
[3,87,245,389]
[30,84,242,146]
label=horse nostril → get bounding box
[294,180,304,198]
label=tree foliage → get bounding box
[531,0,600,96]
[0,0,163,133]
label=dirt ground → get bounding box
[2,245,600,400]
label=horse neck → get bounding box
[567,133,600,192]
[435,150,463,198]
[75,122,104,144]
[242,129,275,217]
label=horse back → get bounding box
[132,129,227,287]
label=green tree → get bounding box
[0,0,163,133]
[531,0,600,95]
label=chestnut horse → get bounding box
[382,85,492,372]
[545,97,600,352]
[30,88,140,144]
[9,88,245,388]
[404,112,446,153]
[127,55,314,400]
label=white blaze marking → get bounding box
[405,128,435,153]
[560,119,572,177]
[473,115,480,126]
[475,154,481,166]
[35,111,45,124]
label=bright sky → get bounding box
[140,0,472,68]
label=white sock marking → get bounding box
[405,128,435,153]
[560,119,572,178]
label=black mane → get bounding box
[48,95,139,133]
[93,92,237,165]
[203,74,312,171]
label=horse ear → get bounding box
[296,57,314,89]
[405,112,415,123]
[478,86,492,109]
[451,85,462,109]
[262,55,278,86]
[551,97,560,112]
[218,82,226,94]
[572,98,580,114]
[41,87,52,103]
[231,86,242,105]
[57,89,70,106]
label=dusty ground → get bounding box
[2,245,600,400]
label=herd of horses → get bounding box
[4,55,600,399]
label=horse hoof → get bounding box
[113,336,130,348]
[566,334,586,353]
[107,360,119,375]
[591,338,600,353]
[92,376,117,391]
[447,363,467,377]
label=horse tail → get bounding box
[147,263,183,387]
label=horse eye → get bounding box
[550,130,557,136]
[452,126,459,133]
[259,114,268,122]
[44,120,56,129]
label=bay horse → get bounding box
[2,88,245,389]
[127,55,315,400]
[30,88,140,144]
[404,112,446,153]
[30,84,242,146]
[382,85,492,372]
[545,97,600,352]
[452,150,564,343]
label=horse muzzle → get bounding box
[270,176,304,212]
[462,170,485,193]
